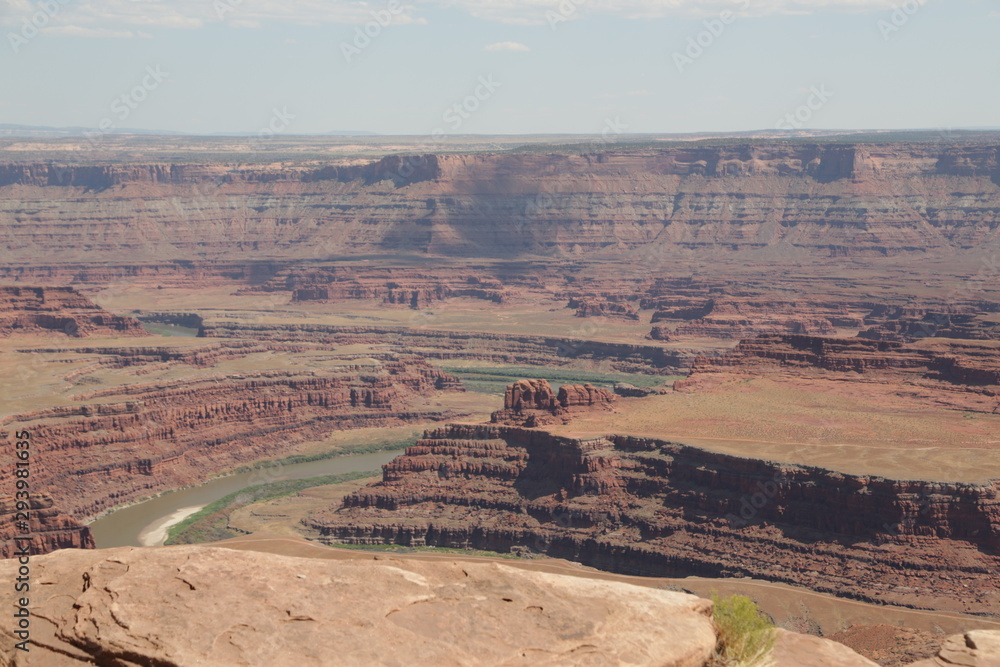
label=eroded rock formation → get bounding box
[569,299,640,320]
[0,286,147,338]
[0,494,94,559]
[490,379,615,426]
[312,424,1000,615]
[201,321,700,374]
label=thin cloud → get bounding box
[484,41,530,52]
[0,0,922,30]
[41,26,142,38]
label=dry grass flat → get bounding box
[93,283,667,345]
[551,377,1000,483]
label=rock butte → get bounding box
[490,378,616,427]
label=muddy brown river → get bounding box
[88,450,399,548]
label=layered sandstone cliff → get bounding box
[0,494,94,559]
[201,321,700,374]
[311,424,1000,615]
[679,334,1000,411]
[1,144,999,263]
[0,286,146,337]
[0,346,464,547]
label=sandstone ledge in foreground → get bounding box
[0,545,716,667]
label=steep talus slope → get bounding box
[1,144,998,262]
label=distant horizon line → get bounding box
[2,124,1000,140]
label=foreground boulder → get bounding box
[908,630,1000,666]
[0,545,716,666]
[772,629,880,666]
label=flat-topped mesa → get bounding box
[0,286,147,338]
[4,144,1000,262]
[200,322,699,375]
[492,379,615,426]
[678,334,1000,412]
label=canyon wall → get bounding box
[1,144,998,263]
[311,424,1000,615]
[0,494,94,559]
[0,345,465,557]
[0,286,147,337]
[679,334,1000,411]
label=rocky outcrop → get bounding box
[0,286,147,338]
[773,629,881,667]
[908,630,1000,666]
[491,380,615,426]
[504,378,559,411]
[648,326,673,341]
[0,545,717,666]
[612,382,664,398]
[312,424,1000,615]
[249,267,517,308]
[569,299,640,320]
[0,494,94,559]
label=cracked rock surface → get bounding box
[0,545,716,666]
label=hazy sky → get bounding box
[0,0,996,135]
